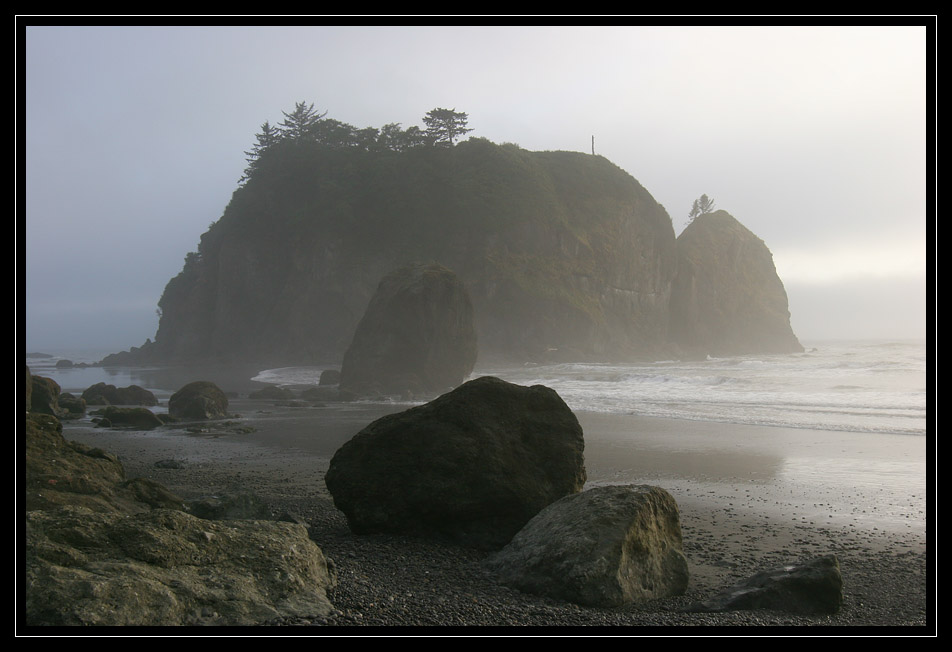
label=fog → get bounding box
[20,23,931,352]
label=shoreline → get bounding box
[54,398,931,629]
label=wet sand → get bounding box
[56,394,932,631]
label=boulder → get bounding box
[25,505,337,626]
[486,484,689,607]
[56,393,86,418]
[55,359,74,368]
[94,406,163,429]
[339,263,477,397]
[168,381,229,420]
[319,369,341,386]
[689,554,843,615]
[29,375,65,417]
[82,382,158,406]
[325,376,586,549]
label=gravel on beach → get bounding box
[56,410,931,635]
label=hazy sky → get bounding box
[20,22,931,352]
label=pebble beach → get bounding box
[56,391,932,633]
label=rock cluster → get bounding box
[81,382,158,406]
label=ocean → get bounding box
[27,339,927,438]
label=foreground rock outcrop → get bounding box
[486,484,689,607]
[670,210,803,358]
[339,263,477,397]
[24,407,337,626]
[325,376,586,549]
[26,505,337,626]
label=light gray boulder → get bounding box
[485,484,689,607]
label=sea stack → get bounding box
[669,210,803,358]
[338,263,477,398]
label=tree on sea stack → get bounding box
[688,194,716,223]
[423,107,473,146]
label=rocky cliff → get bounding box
[113,139,800,367]
[669,210,803,357]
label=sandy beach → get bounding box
[54,387,931,632]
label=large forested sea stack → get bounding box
[103,106,802,366]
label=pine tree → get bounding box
[688,194,716,223]
[422,108,473,146]
[277,101,327,141]
[239,121,282,184]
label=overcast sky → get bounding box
[20,23,931,353]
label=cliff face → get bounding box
[148,139,679,364]
[669,211,803,357]
[135,140,800,367]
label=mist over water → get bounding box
[30,339,926,438]
[252,339,927,437]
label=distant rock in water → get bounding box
[325,376,586,549]
[339,263,477,397]
[669,210,803,358]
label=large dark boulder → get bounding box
[486,484,689,607]
[168,381,229,420]
[82,382,158,406]
[689,554,843,615]
[670,210,803,358]
[339,263,478,398]
[325,376,586,549]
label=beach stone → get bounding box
[486,484,689,607]
[82,382,158,406]
[325,376,586,549]
[94,406,163,429]
[25,505,337,626]
[29,374,65,417]
[57,392,86,418]
[168,381,229,420]
[689,554,843,614]
[338,263,478,398]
